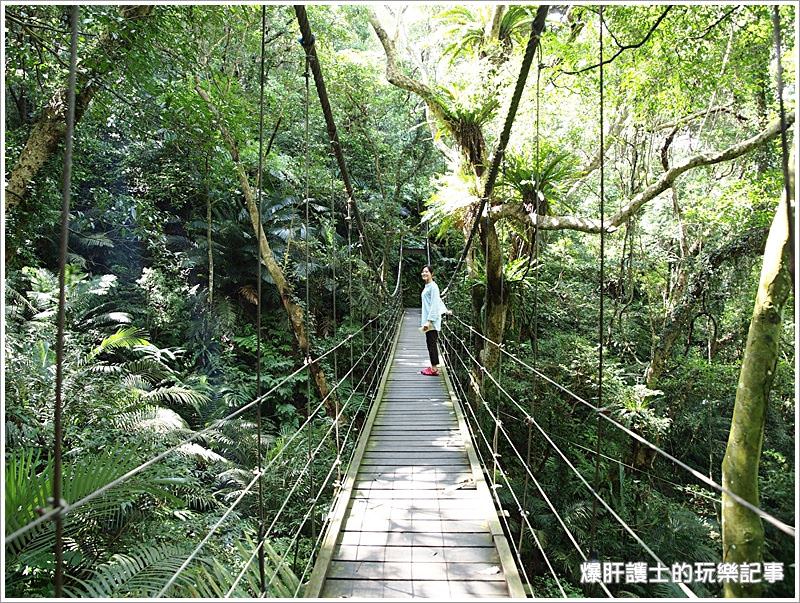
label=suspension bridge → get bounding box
[5,3,795,600]
[306,309,524,598]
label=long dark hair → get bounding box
[422,264,434,275]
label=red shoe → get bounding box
[420,367,439,376]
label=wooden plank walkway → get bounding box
[306,309,525,599]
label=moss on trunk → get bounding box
[721,148,793,598]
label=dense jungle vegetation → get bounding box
[3,3,796,599]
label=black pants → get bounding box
[425,329,440,366]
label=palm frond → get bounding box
[89,327,151,361]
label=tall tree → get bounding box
[720,145,794,598]
[195,82,334,416]
[5,5,153,210]
[369,6,550,370]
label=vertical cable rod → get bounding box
[303,44,316,546]
[519,43,542,552]
[254,5,268,591]
[590,3,606,563]
[330,155,342,486]
[52,6,79,597]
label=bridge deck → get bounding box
[307,309,524,598]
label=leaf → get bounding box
[89,327,150,361]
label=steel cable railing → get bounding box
[283,316,399,596]
[439,340,567,598]
[447,313,796,539]
[443,324,698,598]
[492,407,723,505]
[223,304,401,596]
[157,303,402,597]
[5,307,395,549]
[441,334,614,598]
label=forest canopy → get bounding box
[3,2,797,599]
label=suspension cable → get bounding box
[443,325,696,597]
[161,310,399,597]
[5,308,392,547]
[440,343,566,597]
[302,29,317,548]
[231,305,400,595]
[590,3,606,562]
[51,6,79,597]
[446,313,796,538]
[226,307,399,596]
[520,45,542,551]
[265,310,401,596]
[255,5,268,591]
[294,6,382,289]
[329,153,342,487]
[442,334,613,598]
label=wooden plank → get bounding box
[362,452,467,461]
[337,530,495,547]
[327,560,506,582]
[312,310,523,598]
[322,579,509,599]
[362,432,465,445]
[351,489,477,500]
[303,312,403,598]
[343,507,488,522]
[440,362,527,599]
[321,579,413,598]
[346,499,485,514]
[353,464,464,474]
[333,544,500,564]
[357,470,472,481]
[341,516,488,532]
[364,444,465,453]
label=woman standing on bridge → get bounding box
[420,265,448,376]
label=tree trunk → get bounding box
[644,227,769,388]
[5,5,153,210]
[195,83,334,416]
[479,217,508,371]
[721,149,794,598]
[205,159,214,305]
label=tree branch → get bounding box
[494,111,796,232]
[563,6,672,75]
[649,104,747,132]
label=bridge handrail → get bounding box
[445,314,796,539]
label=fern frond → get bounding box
[142,386,209,408]
[65,543,196,597]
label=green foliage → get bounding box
[4,2,796,598]
[500,146,579,215]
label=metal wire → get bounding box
[51,6,79,597]
[448,327,684,598]
[446,314,796,538]
[264,309,402,596]
[255,5,268,591]
[303,33,317,548]
[225,308,399,596]
[444,324,698,598]
[442,334,611,597]
[442,7,550,297]
[590,3,606,562]
[5,309,391,547]
[440,342,559,597]
[164,309,400,598]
